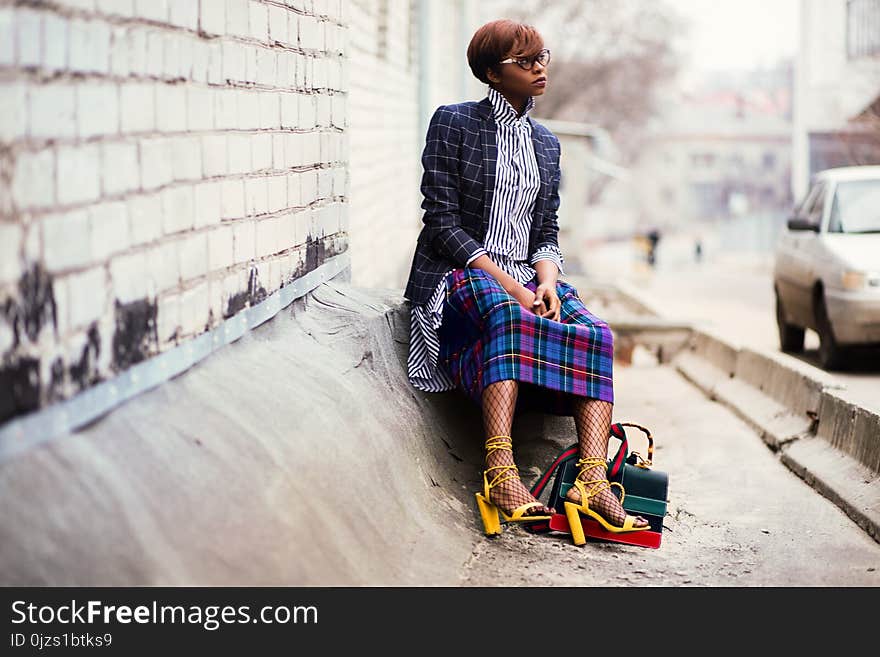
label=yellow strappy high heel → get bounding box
[563,456,649,545]
[474,435,552,536]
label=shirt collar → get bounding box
[488,86,534,127]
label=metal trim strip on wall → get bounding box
[0,253,351,463]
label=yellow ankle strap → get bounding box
[483,435,516,496]
[573,456,619,502]
[485,435,513,454]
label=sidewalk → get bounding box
[462,337,880,586]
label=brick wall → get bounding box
[0,0,348,423]
[346,0,480,291]
[346,0,419,290]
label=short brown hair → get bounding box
[467,19,544,85]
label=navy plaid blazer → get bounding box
[403,95,562,306]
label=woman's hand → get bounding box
[532,283,561,322]
[509,285,539,315]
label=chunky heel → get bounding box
[475,493,501,536]
[564,501,586,546]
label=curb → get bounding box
[612,281,880,544]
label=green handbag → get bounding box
[527,423,669,547]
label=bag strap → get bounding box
[529,443,578,498]
[607,422,628,479]
[618,422,654,468]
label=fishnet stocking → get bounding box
[480,380,553,516]
[568,397,649,528]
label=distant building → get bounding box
[793,0,880,201]
[631,63,794,229]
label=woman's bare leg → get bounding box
[567,397,649,528]
[481,380,553,516]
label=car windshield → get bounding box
[828,179,880,233]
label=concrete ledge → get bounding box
[0,282,487,585]
[612,282,880,543]
[782,437,880,543]
[818,388,880,474]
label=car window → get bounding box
[806,182,826,226]
[794,182,821,219]
[830,179,880,233]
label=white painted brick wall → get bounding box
[110,251,148,303]
[252,132,272,171]
[200,0,225,37]
[0,224,24,285]
[156,84,187,132]
[194,181,223,228]
[179,281,209,336]
[30,84,77,140]
[57,145,101,205]
[232,221,255,263]
[43,209,92,273]
[69,19,111,74]
[156,292,181,343]
[78,84,120,139]
[120,82,156,133]
[171,137,203,181]
[178,232,208,281]
[161,184,195,234]
[12,150,55,211]
[0,0,350,422]
[146,240,181,294]
[227,134,252,174]
[67,267,107,329]
[140,138,174,190]
[201,134,228,176]
[89,202,130,262]
[245,177,268,216]
[101,141,140,196]
[221,179,245,219]
[207,225,234,271]
[128,193,163,246]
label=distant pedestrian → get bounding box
[646,228,661,267]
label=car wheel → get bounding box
[775,289,804,353]
[814,292,846,370]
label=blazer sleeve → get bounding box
[419,105,486,267]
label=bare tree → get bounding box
[497,0,685,165]
[842,94,880,165]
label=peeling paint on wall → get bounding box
[70,324,102,392]
[305,234,327,272]
[248,266,268,306]
[1,264,57,354]
[0,357,40,423]
[112,299,158,372]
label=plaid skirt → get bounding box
[437,268,614,417]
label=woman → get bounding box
[404,19,648,542]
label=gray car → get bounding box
[773,166,880,370]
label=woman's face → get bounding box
[488,44,548,98]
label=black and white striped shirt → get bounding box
[407,86,565,392]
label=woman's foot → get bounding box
[565,462,649,529]
[484,447,554,517]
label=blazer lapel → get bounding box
[478,97,496,236]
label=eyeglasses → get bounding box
[499,48,551,70]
